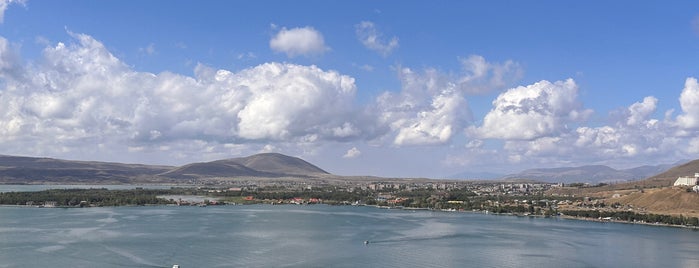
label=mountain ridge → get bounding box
[499,163,675,184]
[0,153,329,183]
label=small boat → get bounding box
[364,240,369,245]
[173,265,180,268]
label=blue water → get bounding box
[0,205,697,268]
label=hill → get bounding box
[0,155,173,184]
[500,164,673,184]
[641,159,699,187]
[0,153,330,183]
[160,153,328,179]
[229,153,328,176]
[608,187,699,217]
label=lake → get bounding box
[0,205,697,268]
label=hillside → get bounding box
[158,161,267,179]
[229,153,328,176]
[0,155,173,183]
[160,153,328,179]
[0,153,330,183]
[607,187,699,217]
[642,159,699,187]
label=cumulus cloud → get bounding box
[373,55,517,146]
[458,55,522,94]
[377,67,471,146]
[0,32,369,160]
[355,21,398,56]
[270,26,328,58]
[676,77,699,129]
[627,96,657,126]
[494,94,677,167]
[0,0,24,23]
[343,147,361,158]
[231,63,358,140]
[0,36,24,82]
[5,30,699,174]
[469,79,592,140]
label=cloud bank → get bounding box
[0,31,697,174]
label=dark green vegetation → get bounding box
[0,188,185,207]
[561,210,699,227]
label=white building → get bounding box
[673,173,699,186]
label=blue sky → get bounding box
[1,0,699,178]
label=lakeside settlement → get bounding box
[2,177,698,228]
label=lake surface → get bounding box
[0,205,698,268]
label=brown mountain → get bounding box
[229,153,328,176]
[0,155,173,183]
[158,153,328,179]
[0,153,329,183]
[639,159,699,187]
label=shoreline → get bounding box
[3,201,699,230]
[558,214,699,230]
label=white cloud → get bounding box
[393,87,464,145]
[494,94,682,167]
[356,21,398,56]
[232,63,358,140]
[0,32,369,161]
[343,147,361,158]
[373,55,517,146]
[377,67,471,146]
[0,0,24,23]
[469,79,592,140]
[270,26,328,58]
[626,96,657,126]
[0,36,24,82]
[676,77,699,129]
[458,55,522,94]
[4,31,699,175]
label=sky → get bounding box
[1,1,699,178]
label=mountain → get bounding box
[0,155,173,183]
[157,160,267,179]
[229,153,328,176]
[639,159,699,187]
[0,153,329,183]
[160,153,328,179]
[448,171,504,180]
[500,163,675,184]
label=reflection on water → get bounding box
[0,205,697,268]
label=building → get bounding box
[673,173,699,186]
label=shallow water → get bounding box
[0,205,697,267]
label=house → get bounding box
[673,173,699,186]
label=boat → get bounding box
[364,240,369,245]
[173,265,180,268]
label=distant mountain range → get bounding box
[498,163,679,184]
[0,153,328,184]
[0,152,695,185]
